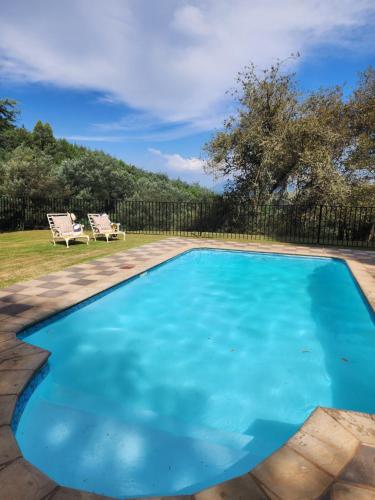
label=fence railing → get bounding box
[0,197,374,248]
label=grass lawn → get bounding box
[0,230,167,288]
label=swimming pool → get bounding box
[15,249,375,498]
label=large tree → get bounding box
[205,61,300,206]
[204,61,350,206]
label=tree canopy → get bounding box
[205,62,375,206]
[0,145,60,198]
[0,98,18,132]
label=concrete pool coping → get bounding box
[1,237,375,500]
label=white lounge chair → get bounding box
[88,213,126,242]
[47,213,89,248]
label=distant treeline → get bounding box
[0,101,215,202]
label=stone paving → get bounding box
[1,237,375,500]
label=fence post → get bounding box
[21,197,26,231]
[317,205,323,245]
[199,202,203,236]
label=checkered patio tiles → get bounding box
[1,237,375,499]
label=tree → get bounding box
[59,151,136,199]
[204,61,300,206]
[291,87,349,205]
[344,67,375,205]
[32,120,55,151]
[204,60,350,206]
[0,99,19,152]
[0,99,18,131]
[0,146,60,198]
[0,126,31,160]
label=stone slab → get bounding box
[325,409,375,447]
[0,369,34,395]
[195,474,268,499]
[0,395,17,426]
[339,445,375,487]
[287,408,359,476]
[330,481,375,499]
[252,444,333,499]
[0,458,57,500]
[0,425,21,466]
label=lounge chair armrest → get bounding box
[112,222,120,230]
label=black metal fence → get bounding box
[0,197,375,248]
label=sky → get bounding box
[0,0,374,189]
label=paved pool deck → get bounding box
[1,237,375,500]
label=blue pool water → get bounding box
[16,249,375,498]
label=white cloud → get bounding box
[171,5,209,37]
[149,148,206,172]
[65,135,124,142]
[91,109,228,142]
[0,0,374,129]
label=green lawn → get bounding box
[0,230,167,288]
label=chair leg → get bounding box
[65,238,69,248]
[106,234,109,243]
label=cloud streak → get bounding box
[1,0,374,131]
[65,135,125,143]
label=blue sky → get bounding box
[0,1,374,189]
